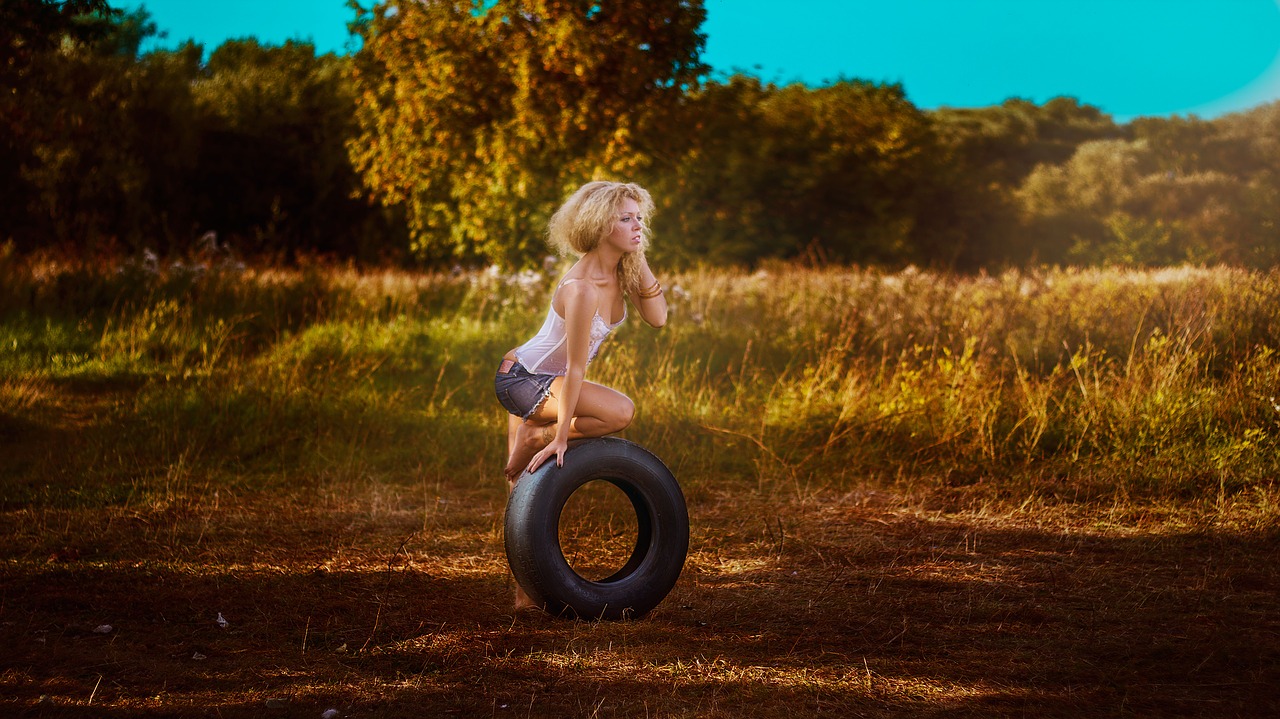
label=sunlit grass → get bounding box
[3,256,1279,523]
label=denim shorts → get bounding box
[495,359,557,420]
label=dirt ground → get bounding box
[3,481,1278,718]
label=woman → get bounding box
[496,181,668,488]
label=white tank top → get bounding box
[515,285,625,376]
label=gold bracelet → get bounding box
[639,279,660,295]
[638,283,663,300]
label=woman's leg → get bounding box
[503,380,633,611]
[503,378,634,482]
[504,412,539,611]
[506,412,522,470]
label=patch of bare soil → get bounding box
[3,485,1278,718]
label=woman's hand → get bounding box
[528,436,569,474]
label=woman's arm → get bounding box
[527,281,596,472]
[634,256,668,328]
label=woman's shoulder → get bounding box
[558,277,601,302]
[553,275,601,316]
[556,267,611,292]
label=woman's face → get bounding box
[604,198,644,254]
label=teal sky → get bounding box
[122,0,1280,122]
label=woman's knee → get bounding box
[611,396,635,432]
[574,382,635,434]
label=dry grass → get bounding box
[4,484,1277,717]
[2,258,1279,716]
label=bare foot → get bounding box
[514,585,540,612]
[504,421,551,482]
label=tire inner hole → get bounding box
[557,479,641,582]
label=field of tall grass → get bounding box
[4,250,1279,518]
[3,249,1279,716]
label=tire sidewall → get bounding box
[505,437,689,619]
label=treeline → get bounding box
[4,1,1279,269]
[2,2,404,261]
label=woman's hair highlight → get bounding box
[547,181,654,297]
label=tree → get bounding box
[2,4,209,251]
[1,0,119,246]
[0,0,118,71]
[1016,139,1155,263]
[190,39,382,259]
[649,76,940,267]
[2,0,389,259]
[924,98,1121,267]
[347,0,707,267]
[1016,104,1280,268]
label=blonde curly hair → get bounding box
[547,181,654,297]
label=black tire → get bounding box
[504,437,689,620]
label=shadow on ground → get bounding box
[3,494,1278,718]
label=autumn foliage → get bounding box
[4,1,1280,270]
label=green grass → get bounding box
[2,255,1279,716]
[3,257,1280,516]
